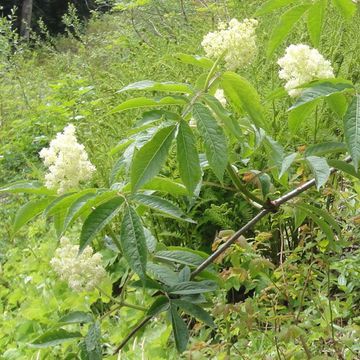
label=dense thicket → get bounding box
[0,0,97,34]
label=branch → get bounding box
[113,315,152,354]
[191,156,351,278]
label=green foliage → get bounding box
[1,0,360,358]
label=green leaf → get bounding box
[59,312,93,324]
[295,205,334,244]
[170,304,189,353]
[307,0,327,47]
[221,72,267,130]
[305,142,347,157]
[202,93,242,139]
[131,125,176,192]
[120,205,147,280]
[30,329,82,348]
[147,296,170,316]
[13,198,54,234]
[132,194,195,223]
[177,120,202,194]
[154,250,206,267]
[118,80,193,94]
[296,203,341,234]
[288,101,317,133]
[305,156,330,189]
[267,4,310,57]
[45,189,96,218]
[279,153,298,178]
[289,81,354,111]
[173,300,215,327]
[267,4,311,57]
[168,280,217,295]
[110,96,186,114]
[192,102,228,181]
[0,181,55,195]
[263,135,285,170]
[121,176,188,196]
[343,95,360,170]
[83,322,102,360]
[175,53,213,69]
[79,197,124,252]
[147,262,179,286]
[326,93,348,118]
[327,159,360,180]
[255,0,294,16]
[332,0,356,19]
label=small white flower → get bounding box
[39,124,95,194]
[277,44,334,97]
[201,18,258,70]
[50,237,106,292]
[214,89,227,107]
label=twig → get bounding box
[113,316,152,354]
[191,156,352,278]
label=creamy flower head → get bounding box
[277,44,334,97]
[39,124,95,194]
[50,237,106,292]
[215,89,227,107]
[201,18,258,70]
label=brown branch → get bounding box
[113,315,152,354]
[114,156,352,351]
[191,156,352,278]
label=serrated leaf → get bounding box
[288,101,317,133]
[0,181,55,195]
[202,93,242,139]
[327,159,360,180]
[147,296,170,316]
[154,250,206,267]
[13,198,54,234]
[221,72,267,130]
[110,96,186,114]
[131,125,176,192]
[147,262,179,286]
[192,102,228,181]
[255,0,294,16]
[118,80,193,94]
[326,93,348,118]
[120,205,147,280]
[79,197,124,252]
[306,156,330,189]
[121,176,188,196]
[170,304,189,353]
[177,120,202,194]
[305,142,347,157]
[279,153,298,178]
[59,311,93,324]
[267,4,311,57]
[296,203,341,234]
[289,81,354,111]
[332,0,356,19]
[307,0,327,47]
[30,329,82,348]
[175,53,213,68]
[173,299,215,327]
[168,280,217,295]
[343,95,360,170]
[132,194,195,223]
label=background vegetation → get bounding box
[1,0,360,359]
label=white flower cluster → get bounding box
[201,18,258,70]
[277,44,334,97]
[215,89,227,107]
[50,237,106,292]
[39,124,95,194]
